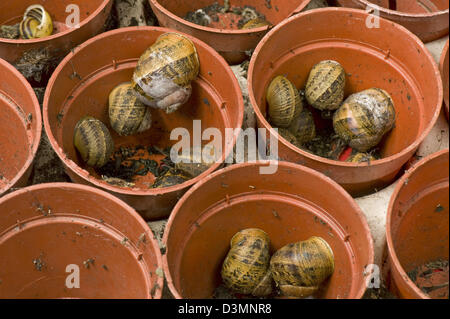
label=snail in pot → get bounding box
[270,236,335,298]
[333,88,396,152]
[19,5,53,39]
[131,32,200,114]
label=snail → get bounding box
[333,88,396,152]
[305,60,346,111]
[277,128,300,147]
[172,145,217,177]
[266,75,303,128]
[346,152,376,163]
[19,5,53,39]
[270,236,334,298]
[152,168,192,188]
[108,82,152,136]
[288,108,316,145]
[241,18,271,29]
[73,116,114,168]
[131,32,200,114]
[221,228,273,297]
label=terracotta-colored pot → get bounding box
[0,183,163,299]
[163,161,374,299]
[336,0,449,42]
[0,58,41,196]
[149,0,312,65]
[248,8,443,197]
[385,149,449,299]
[43,27,244,220]
[0,0,113,85]
[440,40,449,121]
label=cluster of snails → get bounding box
[73,32,201,187]
[266,60,396,162]
[0,5,53,40]
[221,228,334,298]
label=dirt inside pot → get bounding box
[184,1,268,30]
[366,0,448,13]
[407,259,449,299]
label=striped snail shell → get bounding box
[19,5,53,39]
[333,88,396,152]
[108,82,152,136]
[152,168,192,188]
[288,108,316,145]
[305,60,346,111]
[221,228,273,297]
[241,18,271,29]
[266,75,303,128]
[73,116,114,168]
[346,152,376,163]
[270,236,334,298]
[131,32,200,114]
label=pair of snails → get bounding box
[266,60,396,156]
[74,33,201,187]
[221,228,335,298]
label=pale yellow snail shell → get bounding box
[19,5,53,39]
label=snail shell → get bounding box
[19,5,53,39]
[241,18,271,29]
[172,145,217,177]
[346,152,376,163]
[333,88,396,152]
[152,168,192,188]
[277,128,300,147]
[131,32,200,114]
[221,228,273,296]
[108,82,152,136]
[270,236,334,298]
[73,116,114,168]
[305,60,345,111]
[266,75,303,127]
[288,108,316,145]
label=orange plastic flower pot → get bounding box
[0,0,113,85]
[0,183,163,299]
[43,27,244,220]
[163,161,374,299]
[248,8,443,196]
[386,149,449,299]
[336,0,449,42]
[440,40,449,120]
[149,0,312,64]
[0,58,41,197]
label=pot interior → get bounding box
[365,0,448,13]
[154,0,309,30]
[0,185,161,298]
[0,0,106,34]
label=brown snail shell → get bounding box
[172,145,217,177]
[241,18,271,29]
[108,82,152,136]
[333,88,396,152]
[152,168,192,188]
[221,228,273,296]
[73,116,114,168]
[305,60,345,111]
[277,128,300,147]
[288,108,316,145]
[270,236,334,298]
[346,152,376,163]
[131,32,200,114]
[19,5,53,39]
[266,75,303,128]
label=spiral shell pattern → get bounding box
[19,5,53,39]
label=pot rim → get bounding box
[386,148,449,299]
[0,58,42,195]
[162,160,375,299]
[439,40,449,108]
[343,0,449,18]
[0,0,112,45]
[0,181,165,299]
[148,0,312,35]
[247,7,443,169]
[43,26,244,196]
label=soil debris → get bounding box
[407,259,449,299]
